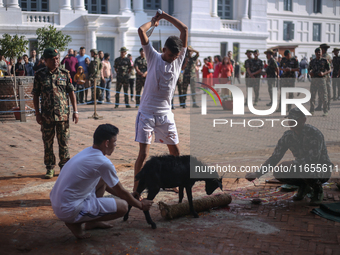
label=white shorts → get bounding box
[72,192,117,223]
[135,111,179,145]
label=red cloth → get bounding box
[202,62,213,87]
[202,62,213,78]
[213,62,221,78]
[219,63,233,78]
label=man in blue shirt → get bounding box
[23,54,34,76]
[76,46,90,76]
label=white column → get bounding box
[0,0,4,8]
[118,27,128,48]
[60,0,72,10]
[133,0,143,13]
[242,0,249,19]
[6,0,20,8]
[74,0,86,11]
[120,0,131,13]
[211,0,218,17]
[88,29,97,51]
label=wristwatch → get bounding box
[73,111,79,114]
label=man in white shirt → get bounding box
[50,124,153,239]
[133,11,188,192]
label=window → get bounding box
[218,0,233,20]
[168,0,174,16]
[326,23,335,43]
[313,23,321,41]
[313,0,322,13]
[283,21,294,41]
[283,0,292,11]
[19,0,48,12]
[220,42,228,58]
[85,0,107,14]
[144,0,161,10]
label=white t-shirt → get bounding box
[50,147,119,220]
[139,41,187,116]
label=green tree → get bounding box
[35,25,72,54]
[0,34,29,107]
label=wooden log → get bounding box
[159,193,232,220]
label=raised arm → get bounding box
[138,11,188,48]
[160,12,188,48]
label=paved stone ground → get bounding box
[1,81,340,255]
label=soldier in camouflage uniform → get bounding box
[332,48,340,100]
[177,70,184,107]
[182,46,199,108]
[309,47,331,116]
[264,49,279,106]
[134,48,147,107]
[114,47,132,108]
[88,49,103,104]
[244,49,253,104]
[318,44,332,110]
[246,107,333,206]
[32,48,79,179]
[249,49,263,105]
[278,50,299,112]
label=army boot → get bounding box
[44,168,55,179]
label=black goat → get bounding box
[123,155,223,229]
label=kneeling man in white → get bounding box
[50,124,153,239]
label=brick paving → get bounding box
[1,81,340,254]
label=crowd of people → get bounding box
[2,42,339,114]
[0,49,42,77]
[242,44,340,117]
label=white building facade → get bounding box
[267,0,340,58]
[0,0,339,64]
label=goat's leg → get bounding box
[123,184,145,222]
[185,186,199,218]
[178,186,184,203]
[143,188,159,229]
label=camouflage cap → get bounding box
[139,47,144,52]
[315,47,321,53]
[245,49,253,55]
[319,43,330,49]
[253,49,259,53]
[264,49,274,55]
[285,107,306,120]
[43,48,59,59]
[119,47,128,52]
[332,48,340,53]
[284,49,291,56]
[90,49,98,55]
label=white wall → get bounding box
[49,0,60,12]
[108,0,120,14]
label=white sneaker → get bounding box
[131,98,135,102]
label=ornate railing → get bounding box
[22,12,59,25]
[220,20,240,31]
